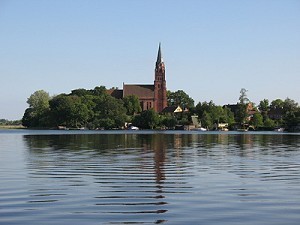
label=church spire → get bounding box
[156,43,163,64]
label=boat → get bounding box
[237,128,248,132]
[274,127,285,132]
[128,125,139,130]
[191,127,207,131]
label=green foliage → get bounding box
[264,118,276,129]
[26,90,50,111]
[270,99,284,110]
[123,95,142,115]
[195,101,235,129]
[235,103,248,124]
[0,119,22,126]
[23,86,127,129]
[92,95,127,129]
[167,90,194,108]
[161,115,177,129]
[250,113,264,128]
[132,109,160,129]
[22,90,51,127]
[201,111,213,129]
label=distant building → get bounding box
[268,108,284,120]
[161,106,183,114]
[107,44,167,112]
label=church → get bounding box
[107,43,168,112]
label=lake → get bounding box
[0,130,300,224]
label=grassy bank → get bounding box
[0,125,25,129]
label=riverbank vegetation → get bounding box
[0,119,23,129]
[21,87,300,131]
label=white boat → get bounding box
[274,127,285,132]
[191,127,207,131]
[128,126,139,130]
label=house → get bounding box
[161,106,183,114]
[268,108,284,120]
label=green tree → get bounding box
[26,90,50,111]
[239,88,249,105]
[92,95,127,129]
[70,88,90,97]
[22,90,51,127]
[201,111,213,129]
[270,99,284,110]
[132,109,160,129]
[167,90,194,108]
[161,115,177,129]
[123,95,142,115]
[49,95,90,127]
[258,99,269,121]
[264,118,276,129]
[236,88,250,125]
[92,86,107,96]
[250,113,264,128]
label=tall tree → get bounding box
[26,90,50,113]
[167,90,194,108]
[22,90,51,127]
[258,99,269,121]
[236,88,250,124]
[239,88,249,105]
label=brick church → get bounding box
[108,43,168,112]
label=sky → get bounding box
[0,0,299,120]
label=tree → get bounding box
[236,104,248,125]
[27,90,50,111]
[92,86,107,96]
[201,111,213,129]
[70,88,90,97]
[264,118,276,129]
[283,98,298,114]
[123,95,142,115]
[250,113,264,128]
[92,95,127,129]
[161,115,177,129]
[167,90,194,108]
[132,109,160,129]
[270,99,284,110]
[236,88,250,125]
[22,90,51,127]
[239,88,249,105]
[258,99,269,121]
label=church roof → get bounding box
[123,84,154,98]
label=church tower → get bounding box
[154,43,167,112]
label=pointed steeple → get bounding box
[156,43,163,64]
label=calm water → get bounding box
[0,130,300,225]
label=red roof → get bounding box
[123,84,154,98]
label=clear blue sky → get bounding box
[1,0,299,120]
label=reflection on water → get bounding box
[0,131,300,224]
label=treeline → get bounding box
[0,119,22,126]
[22,87,300,131]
